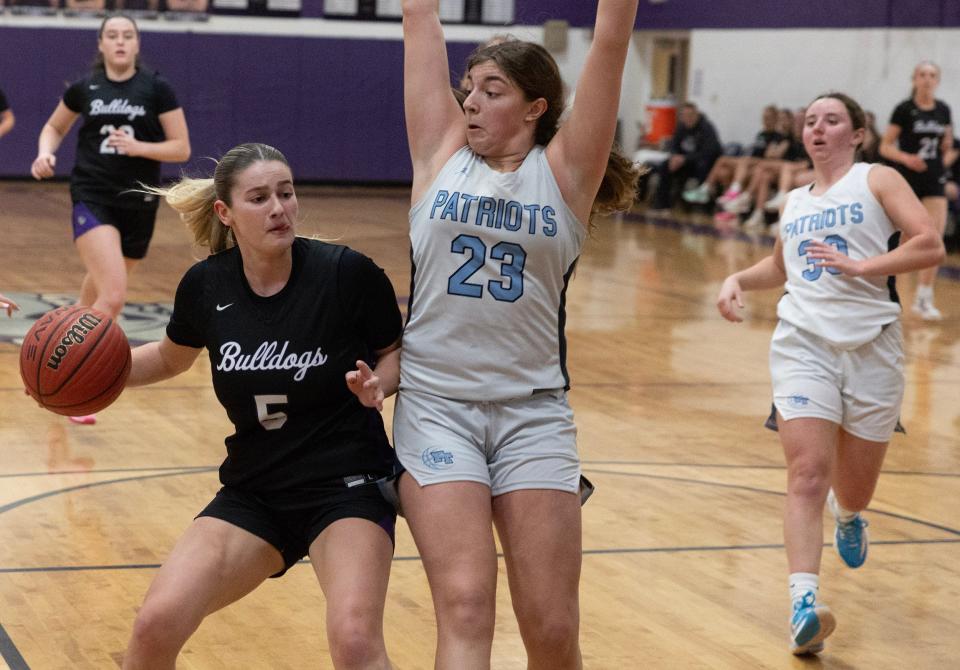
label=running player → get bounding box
[879,61,952,320]
[397,1,640,667]
[30,13,190,319]
[717,93,944,655]
[120,143,402,670]
[30,12,190,425]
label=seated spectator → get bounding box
[7,0,59,13]
[763,107,815,214]
[115,0,160,10]
[649,101,722,211]
[165,0,209,11]
[740,107,801,229]
[683,104,787,215]
[64,0,106,12]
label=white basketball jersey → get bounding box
[401,145,586,400]
[778,162,901,349]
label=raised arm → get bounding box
[547,0,640,219]
[403,0,468,203]
[31,101,79,180]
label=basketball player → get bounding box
[30,12,190,424]
[120,143,402,670]
[717,93,944,655]
[397,1,640,667]
[0,293,19,317]
[879,61,952,320]
[0,86,14,140]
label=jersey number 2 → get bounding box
[254,394,287,431]
[99,124,135,155]
[447,234,526,302]
[798,234,848,281]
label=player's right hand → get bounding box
[31,153,56,180]
[903,153,927,172]
[716,276,745,323]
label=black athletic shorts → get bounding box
[71,200,159,259]
[198,480,396,577]
[902,168,947,199]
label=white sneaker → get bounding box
[912,297,943,321]
[764,191,787,212]
[723,191,753,214]
[682,183,711,204]
[743,209,765,230]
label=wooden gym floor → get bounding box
[0,181,958,668]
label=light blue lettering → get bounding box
[476,197,496,227]
[503,201,523,232]
[440,192,460,221]
[430,190,449,220]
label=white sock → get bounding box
[832,496,858,523]
[916,284,934,300]
[730,181,742,193]
[789,573,819,604]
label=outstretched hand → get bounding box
[0,293,20,318]
[346,360,385,411]
[716,276,745,322]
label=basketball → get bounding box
[19,305,132,416]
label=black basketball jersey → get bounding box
[889,98,953,174]
[750,130,785,158]
[0,87,9,114]
[166,238,403,496]
[63,68,180,209]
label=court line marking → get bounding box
[2,461,958,480]
[0,623,29,670]
[584,468,960,536]
[1,537,958,576]
[0,467,955,571]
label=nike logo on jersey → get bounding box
[216,303,234,311]
[89,84,100,90]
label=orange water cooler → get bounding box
[645,100,677,143]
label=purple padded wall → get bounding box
[0,27,475,182]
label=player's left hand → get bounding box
[805,240,864,277]
[0,293,20,318]
[107,129,141,157]
[346,360,385,411]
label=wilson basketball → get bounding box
[19,305,132,416]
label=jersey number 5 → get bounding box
[99,124,135,155]
[255,394,288,431]
[447,234,527,302]
[798,234,848,281]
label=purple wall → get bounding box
[0,28,474,183]
[306,1,953,29]
[1,1,957,183]
[519,0,949,29]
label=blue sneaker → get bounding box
[790,591,836,655]
[828,489,869,568]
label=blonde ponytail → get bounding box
[143,177,235,254]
